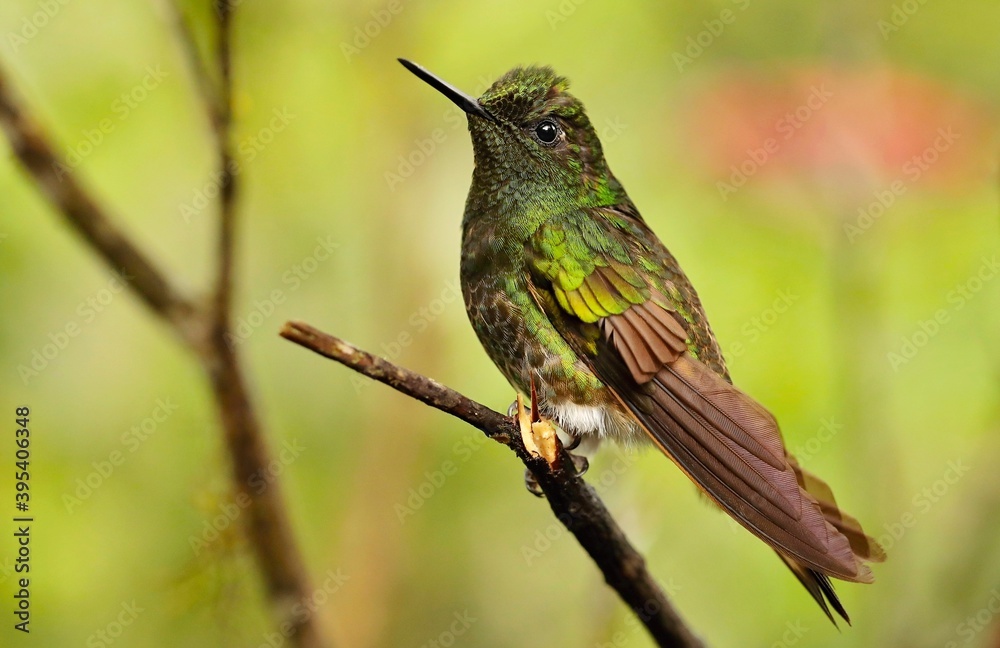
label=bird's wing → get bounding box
[524,209,882,596]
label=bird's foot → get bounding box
[507,398,583,451]
[514,392,554,497]
[522,451,589,496]
[514,393,559,466]
[520,442,589,496]
[512,389,590,496]
[523,468,544,497]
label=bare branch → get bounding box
[207,343,328,648]
[157,0,224,131]
[0,16,329,647]
[158,0,237,328]
[210,0,237,333]
[0,65,204,349]
[280,320,706,648]
[193,4,327,647]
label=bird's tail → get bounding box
[777,552,851,625]
[778,455,887,624]
[594,302,886,624]
[786,453,887,566]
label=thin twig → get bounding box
[158,0,224,131]
[210,0,237,332]
[161,0,238,348]
[280,320,705,648]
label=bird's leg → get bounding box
[513,393,540,457]
[512,391,558,465]
[527,380,590,477]
[528,377,559,465]
[511,378,590,496]
[511,393,546,496]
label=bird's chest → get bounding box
[460,245,607,407]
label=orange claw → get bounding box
[528,375,559,466]
[516,393,540,459]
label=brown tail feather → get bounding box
[613,352,869,580]
[786,454,887,564]
[777,552,851,625]
[591,303,883,623]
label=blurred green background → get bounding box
[1,0,999,646]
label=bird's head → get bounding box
[400,59,624,210]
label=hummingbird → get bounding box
[399,58,885,624]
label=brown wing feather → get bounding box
[594,303,878,585]
[603,301,683,383]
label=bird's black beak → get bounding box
[398,58,496,123]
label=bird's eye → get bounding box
[533,119,560,145]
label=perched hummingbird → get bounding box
[399,59,885,624]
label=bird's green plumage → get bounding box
[459,66,723,419]
[401,58,884,624]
